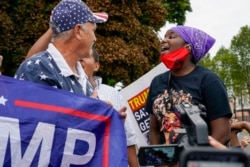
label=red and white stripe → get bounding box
[93,12,109,22]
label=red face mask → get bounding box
[160,46,190,70]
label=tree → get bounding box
[208,47,240,91]
[0,0,191,86]
[0,0,58,76]
[199,53,212,68]
[163,0,192,25]
[230,25,250,97]
[201,25,250,98]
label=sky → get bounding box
[158,0,250,57]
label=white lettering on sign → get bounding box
[0,116,96,166]
[134,108,148,121]
[0,116,55,166]
[61,128,96,167]
[139,118,150,131]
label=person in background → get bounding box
[241,136,250,149]
[80,48,139,167]
[230,119,250,150]
[210,119,250,151]
[145,25,232,159]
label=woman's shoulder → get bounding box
[152,71,170,82]
[196,66,220,79]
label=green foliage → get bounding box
[163,0,192,25]
[199,53,212,68]
[201,25,250,98]
[0,0,59,76]
[230,25,250,96]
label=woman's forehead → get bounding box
[165,30,179,36]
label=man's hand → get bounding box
[118,106,127,122]
[231,119,244,130]
[241,136,250,149]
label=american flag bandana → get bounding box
[50,0,108,34]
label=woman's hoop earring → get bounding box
[185,44,192,52]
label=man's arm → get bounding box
[230,119,250,148]
[231,120,250,133]
[26,28,52,59]
[208,136,228,149]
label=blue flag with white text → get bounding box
[0,75,127,167]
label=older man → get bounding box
[15,0,108,95]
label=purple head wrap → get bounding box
[170,26,216,62]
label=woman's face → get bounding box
[161,30,186,54]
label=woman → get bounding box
[145,25,232,148]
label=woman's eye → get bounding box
[169,35,176,39]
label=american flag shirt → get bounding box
[14,43,87,95]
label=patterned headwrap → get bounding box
[170,26,216,63]
[50,0,108,34]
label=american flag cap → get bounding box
[50,0,108,34]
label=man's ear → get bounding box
[94,62,100,72]
[73,24,83,40]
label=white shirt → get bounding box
[96,79,137,146]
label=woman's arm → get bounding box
[127,145,139,167]
[149,114,161,144]
[210,117,231,144]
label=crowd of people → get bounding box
[1,0,250,166]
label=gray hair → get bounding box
[51,23,90,42]
[51,29,73,42]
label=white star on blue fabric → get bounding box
[35,59,41,65]
[27,60,33,66]
[71,79,75,85]
[0,95,7,105]
[48,63,54,68]
[40,74,48,80]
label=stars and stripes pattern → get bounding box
[50,0,108,34]
[14,51,84,95]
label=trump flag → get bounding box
[0,75,127,167]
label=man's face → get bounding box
[79,22,97,59]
